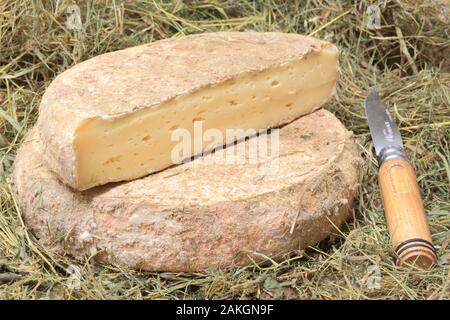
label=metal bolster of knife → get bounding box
[378,146,408,166]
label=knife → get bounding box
[364,91,437,268]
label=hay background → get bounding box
[0,0,449,299]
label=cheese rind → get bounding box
[37,32,339,190]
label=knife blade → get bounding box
[364,91,437,268]
[364,91,405,163]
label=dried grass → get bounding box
[0,0,449,299]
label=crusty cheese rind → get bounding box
[37,32,339,190]
[15,110,361,272]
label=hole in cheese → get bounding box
[228,100,238,106]
[73,47,338,189]
[270,80,280,87]
[192,117,205,123]
[103,155,122,165]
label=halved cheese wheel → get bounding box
[13,109,361,272]
[37,32,339,190]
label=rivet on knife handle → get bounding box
[364,91,437,268]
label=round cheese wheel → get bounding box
[13,109,361,272]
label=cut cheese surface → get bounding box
[37,32,339,190]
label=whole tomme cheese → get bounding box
[14,110,361,272]
[37,32,339,190]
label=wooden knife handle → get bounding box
[378,158,437,268]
